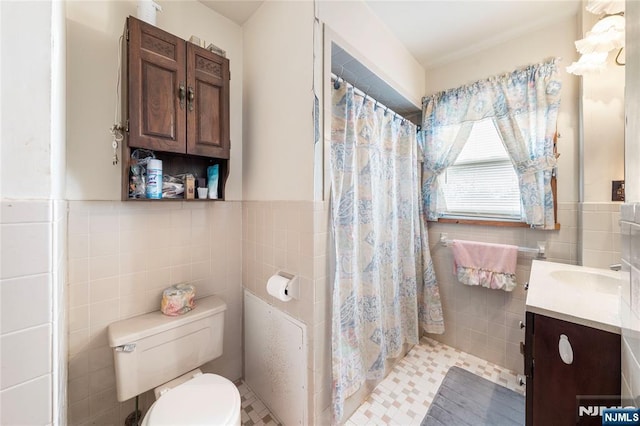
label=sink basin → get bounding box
[527,260,622,334]
[549,270,621,295]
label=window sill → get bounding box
[436,217,561,230]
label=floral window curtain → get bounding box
[488,59,561,229]
[420,58,561,228]
[420,84,495,220]
[330,81,443,422]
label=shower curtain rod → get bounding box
[331,73,411,124]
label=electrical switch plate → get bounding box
[613,180,625,201]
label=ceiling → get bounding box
[199,1,263,25]
[201,0,582,117]
[200,0,581,69]
[365,1,581,69]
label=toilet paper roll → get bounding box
[267,274,292,302]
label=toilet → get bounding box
[108,295,241,425]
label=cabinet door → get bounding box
[128,17,186,153]
[186,44,230,159]
[531,314,620,426]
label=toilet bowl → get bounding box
[141,372,240,426]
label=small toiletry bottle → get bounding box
[146,159,163,199]
[207,165,219,199]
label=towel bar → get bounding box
[438,233,545,258]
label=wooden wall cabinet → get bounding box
[121,16,230,200]
[524,312,621,426]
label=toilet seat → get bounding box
[142,373,241,426]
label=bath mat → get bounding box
[421,366,525,426]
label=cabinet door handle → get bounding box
[178,83,186,110]
[187,86,194,111]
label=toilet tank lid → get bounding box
[108,295,226,348]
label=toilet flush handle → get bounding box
[115,343,136,352]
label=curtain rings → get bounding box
[334,67,344,90]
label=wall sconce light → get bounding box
[567,0,625,75]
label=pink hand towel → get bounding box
[451,240,518,291]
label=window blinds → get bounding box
[440,119,522,219]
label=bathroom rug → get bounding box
[421,366,525,426]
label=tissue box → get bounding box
[161,283,195,316]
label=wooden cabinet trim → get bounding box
[122,16,230,201]
[127,17,186,153]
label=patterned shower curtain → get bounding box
[330,81,443,422]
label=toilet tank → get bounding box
[108,295,226,402]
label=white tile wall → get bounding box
[581,202,622,269]
[620,203,640,404]
[53,200,69,425]
[1,375,52,426]
[66,201,243,426]
[425,202,579,374]
[0,200,62,426]
[242,200,329,424]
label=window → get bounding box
[439,118,522,221]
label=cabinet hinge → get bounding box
[126,120,130,132]
[126,28,129,42]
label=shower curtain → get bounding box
[330,81,443,422]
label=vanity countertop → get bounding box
[526,260,621,334]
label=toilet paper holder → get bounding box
[279,271,300,300]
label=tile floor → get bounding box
[237,381,282,426]
[238,336,523,425]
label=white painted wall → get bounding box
[318,0,424,107]
[65,0,243,200]
[1,2,55,200]
[242,0,315,201]
[241,0,424,202]
[425,16,581,204]
[52,1,67,201]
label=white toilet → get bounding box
[108,295,241,426]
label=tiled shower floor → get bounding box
[238,337,523,425]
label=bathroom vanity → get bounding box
[524,260,622,426]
